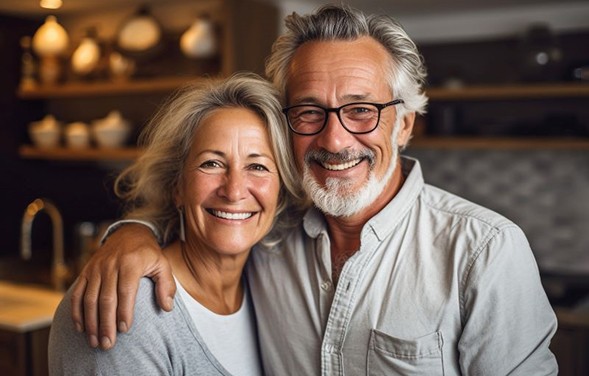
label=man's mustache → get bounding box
[304,149,376,168]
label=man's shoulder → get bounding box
[421,183,515,230]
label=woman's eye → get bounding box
[249,163,269,172]
[200,160,222,169]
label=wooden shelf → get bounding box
[409,137,589,150]
[20,80,588,101]
[17,75,214,99]
[18,81,589,157]
[426,83,589,101]
[23,81,588,101]
[19,145,142,161]
[20,139,588,162]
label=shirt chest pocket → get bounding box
[367,329,444,376]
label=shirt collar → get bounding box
[302,156,424,241]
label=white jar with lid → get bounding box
[65,122,91,149]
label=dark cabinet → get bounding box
[0,327,51,376]
[551,308,589,376]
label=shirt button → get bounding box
[321,281,332,291]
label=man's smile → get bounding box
[321,158,363,171]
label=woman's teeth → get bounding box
[210,210,253,220]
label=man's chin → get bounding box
[305,178,356,202]
[306,184,366,217]
[303,166,374,217]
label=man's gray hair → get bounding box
[266,4,428,115]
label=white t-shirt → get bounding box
[175,277,262,376]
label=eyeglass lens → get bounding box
[287,103,381,135]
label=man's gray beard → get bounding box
[302,119,401,218]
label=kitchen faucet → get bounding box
[21,198,70,291]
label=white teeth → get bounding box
[322,158,362,171]
[211,210,253,220]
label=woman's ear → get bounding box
[174,179,183,208]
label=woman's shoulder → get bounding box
[131,277,184,326]
[51,277,172,334]
[135,277,160,309]
[49,278,191,374]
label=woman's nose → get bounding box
[219,170,247,201]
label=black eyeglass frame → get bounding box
[282,99,404,136]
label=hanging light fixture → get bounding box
[40,0,63,10]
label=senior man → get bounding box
[72,5,558,375]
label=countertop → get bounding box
[0,281,63,333]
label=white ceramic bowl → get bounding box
[29,126,61,148]
[92,126,131,148]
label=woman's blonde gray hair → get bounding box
[115,72,305,246]
[265,4,428,116]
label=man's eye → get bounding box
[292,107,323,119]
[300,109,321,116]
[348,106,373,114]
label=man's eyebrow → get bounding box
[290,94,371,105]
[289,96,319,104]
[341,93,371,101]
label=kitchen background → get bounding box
[0,0,588,375]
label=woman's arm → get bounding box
[70,223,176,350]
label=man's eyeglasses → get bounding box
[282,99,404,136]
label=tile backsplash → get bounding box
[405,148,589,275]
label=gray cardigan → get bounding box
[49,278,237,375]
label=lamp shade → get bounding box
[180,18,217,59]
[32,16,69,57]
[117,7,161,52]
[71,35,101,76]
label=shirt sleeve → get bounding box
[458,224,558,375]
[100,219,162,245]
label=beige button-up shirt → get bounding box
[248,157,558,375]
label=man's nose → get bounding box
[315,112,356,152]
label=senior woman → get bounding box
[48,73,304,375]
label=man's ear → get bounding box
[397,112,415,148]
